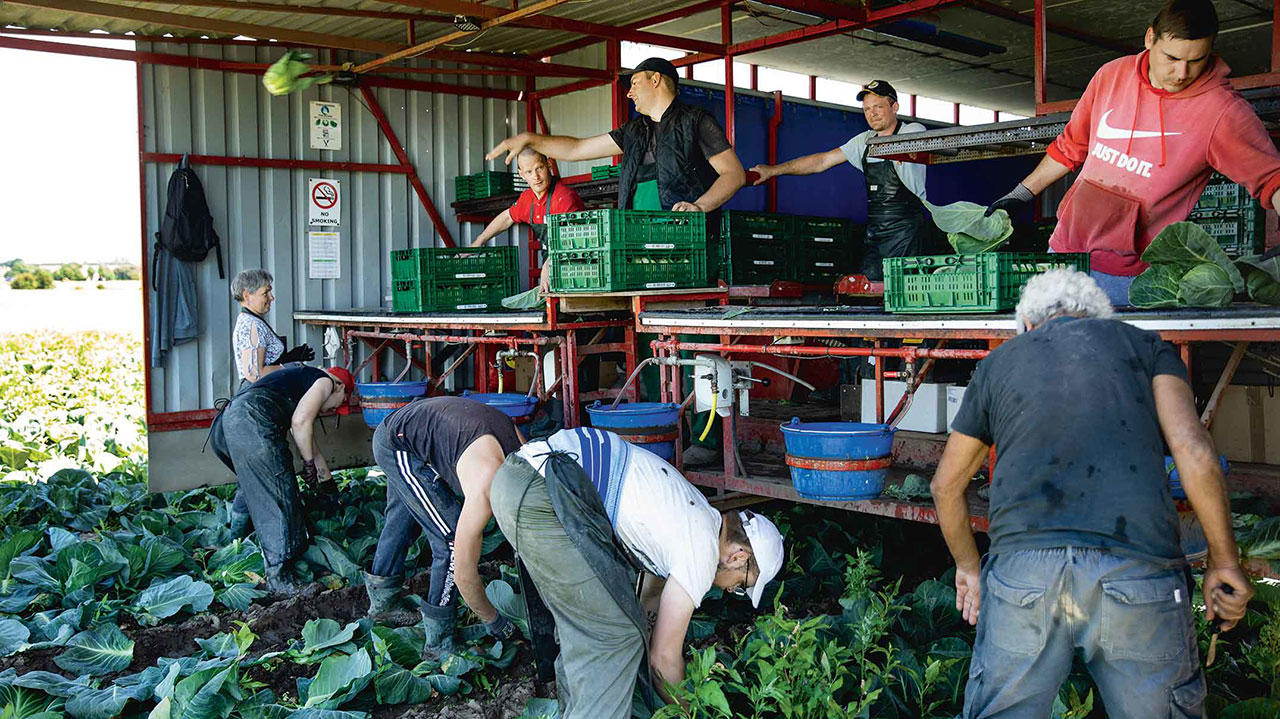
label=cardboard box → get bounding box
[861,380,951,433]
[1208,386,1280,464]
[946,385,967,432]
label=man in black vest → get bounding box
[487,57,746,214]
[750,80,933,280]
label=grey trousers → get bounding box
[490,454,645,719]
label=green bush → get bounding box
[9,270,53,290]
[113,265,141,281]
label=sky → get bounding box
[0,35,141,265]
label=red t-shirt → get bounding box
[509,181,585,225]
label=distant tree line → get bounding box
[3,259,141,289]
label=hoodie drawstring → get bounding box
[1157,94,1167,167]
[1126,81,1139,156]
[1125,77,1168,168]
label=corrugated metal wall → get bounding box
[540,46,612,179]
[141,43,530,413]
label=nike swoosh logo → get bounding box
[1096,109,1182,140]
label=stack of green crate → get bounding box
[790,215,861,283]
[547,210,707,292]
[883,253,1090,314]
[717,210,793,285]
[1190,175,1264,257]
[590,164,622,180]
[389,246,518,312]
[452,171,528,202]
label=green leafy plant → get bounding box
[1130,222,1245,308]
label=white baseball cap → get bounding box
[740,510,785,609]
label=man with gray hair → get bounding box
[471,148,584,291]
[931,269,1252,717]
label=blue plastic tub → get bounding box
[780,418,897,500]
[586,401,681,461]
[1165,454,1229,499]
[461,391,538,420]
[356,381,428,428]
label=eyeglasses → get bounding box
[728,555,757,597]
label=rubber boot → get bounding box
[263,563,300,599]
[229,509,252,539]
[364,572,422,626]
[420,604,456,666]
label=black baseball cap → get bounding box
[622,57,680,85]
[856,79,898,103]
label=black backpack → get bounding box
[152,155,225,288]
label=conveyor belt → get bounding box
[294,308,545,326]
[451,177,619,216]
[639,304,1280,335]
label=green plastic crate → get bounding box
[884,252,1090,314]
[1194,175,1254,212]
[392,277,514,312]
[797,257,856,283]
[549,247,708,293]
[391,246,517,282]
[721,237,794,285]
[590,164,621,180]
[1189,207,1266,257]
[790,215,854,242]
[720,211,790,241]
[548,210,706,252]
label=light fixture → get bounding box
[453,14,481,32]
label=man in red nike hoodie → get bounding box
[988,0,1280,305]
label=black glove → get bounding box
[484,614,517,641]
[301,459,318,485]
[985,183,1034,217]
[279,344,315,364]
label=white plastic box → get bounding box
[946,386,967,432]
[860,380,951,433]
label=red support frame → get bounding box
[722,3,735,146]
[767,91,783,212]
[359,86,456,247]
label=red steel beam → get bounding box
[722,3,735,145]
[142,153,411,174]
[767,91,782,212]
[538,0,730,59]
[1034,0,1048,106]
[137,60,155,424]
[0,36,521,100]
[750,0,867,22]
[359,86,456,247]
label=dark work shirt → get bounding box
[951,316,1189,565]
[382,396,522,495]
[608,112,732,165]
[248,366,327,407]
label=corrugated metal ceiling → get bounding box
[2,0,1274,114]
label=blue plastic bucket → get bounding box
[461,391,538,420]
[586,401,681,461]
[356,381,428,428]
[780,418,896,500]
[1165,454,1229,499]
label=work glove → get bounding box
[279,344,315,364]
[301,459,318,485]
[483,613,517,641]
[984,183,1034,217]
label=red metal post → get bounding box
[908,94,916,117]
[722,3,735,145]
[874,339,885,423]
[684,63,693,80]
[750,64,759,90]
[953,102,960,125]
[1034,0,1048,108]
[525,76,537,133]
[608,39,624,131]
[809,75,817,100]
[137,60,155,425]
[767,91,782,212]
[359,86,456,247]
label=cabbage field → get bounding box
[0,331,1277,719]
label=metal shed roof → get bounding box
[3,0,1276,114]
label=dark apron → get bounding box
[860,124,933,281]
[528,177,558,264]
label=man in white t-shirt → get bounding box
[749,80,935,279]
[489,427,785,719]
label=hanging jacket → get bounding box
[153,154,225,286]
[1046,51,1280,276]
[616,101,721,211]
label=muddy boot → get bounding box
[263,563,301,599]
[421,605,456,666]
[229,509,252,539]
[364,572,422,626]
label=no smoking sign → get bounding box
[308,178,341,226]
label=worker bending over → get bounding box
[489,427,785,719]
[364,397,524,659]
